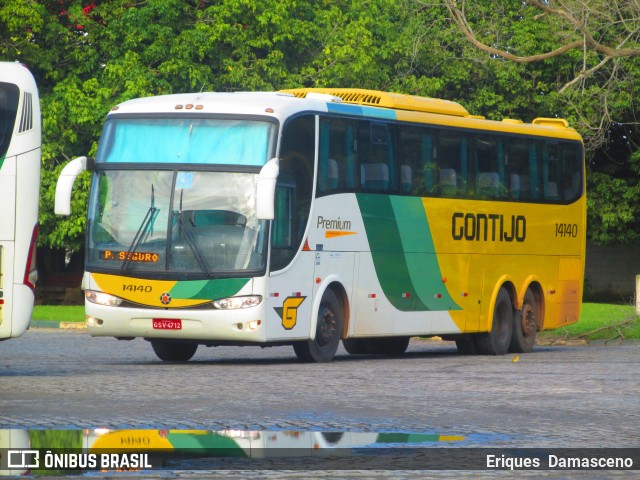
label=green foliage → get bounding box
[29,429,82,449]
[1,0,639,247]
[8,0,419,250]
[539,303,640,341]
[32,305,86,322]
[29,430,83,476]
[587,171,640,244]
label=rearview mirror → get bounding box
[55,156,92,215]
[255,158,279,220]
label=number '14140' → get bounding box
[555,223,578,237]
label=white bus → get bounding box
[0,62,40,340]
[55,88,585,362]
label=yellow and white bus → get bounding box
[0,62,40,340]
[55,88,585,362]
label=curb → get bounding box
[61,321,87,329]
[30,320,87,330]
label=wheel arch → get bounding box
[310,276,350,341]
[524,281,545,331]
[484,277,517,333]
[327,281,350,339]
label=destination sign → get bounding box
[100,250,160,263]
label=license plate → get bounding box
[152,319,182,330]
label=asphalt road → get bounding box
[2,328,639,478]
[1,327,639,451]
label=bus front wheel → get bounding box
[509,288,538,353]
[476,287,514,355]
[151,340,198,362]
[293,289,342,363]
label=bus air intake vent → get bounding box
[18,91,33,133]
[281,88,469,117]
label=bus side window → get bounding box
[474,134,506,199]
[359,121,396,193]
[422,132,436,195]
[543,143,561,201]
[508,138,542,201]
[318,117,357,193]
[508,139,526,200]
[273,174,294,248]
[397,126,431,196]
[272,114,314,271]
[437,130,469,197]
[561,143,583,202]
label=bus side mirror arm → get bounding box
[255,157,279,220]
[54,156,93,216]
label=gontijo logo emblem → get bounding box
[274,296,306,330]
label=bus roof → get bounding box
[0,62,38,93]
[107,89,582,141]
[282,88,471,117]
[284,88,583,141]
[108,92,307,121]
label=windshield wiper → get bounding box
[120,185,159,274]
[173,189,213,276]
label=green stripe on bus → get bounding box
[169,278,250,300]
[390,196,461,311]
[166,432,247,455]
[356,194,460,311]
[357,194,427,311]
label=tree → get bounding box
[432,0,640,244]
[3,0,415,252]
[4,0,637,247]
[436,0,640,150]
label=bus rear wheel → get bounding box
[476,287,514,355]
[509,288,538,353]
[293,289,342,363]
[151,340,198,362]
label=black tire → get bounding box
[509,288,538,353]
[455,335,478,355]
[293,289,342,362]
[476,287,514,355]
[362,336,410,355]
[343,338,368,354]
[151,340,198,362]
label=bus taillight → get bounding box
[23,224,38,291]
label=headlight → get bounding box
[85,290,123,306]
[213,295,262,309]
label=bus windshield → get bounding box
[87,170,268,277]
[96,117,276,166]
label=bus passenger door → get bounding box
[266,261,315,342]
[265,177,315,342]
